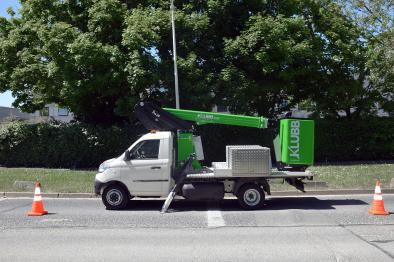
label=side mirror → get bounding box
[123,149,131,161]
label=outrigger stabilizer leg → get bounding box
[161,155,195,214]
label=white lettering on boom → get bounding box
[288,121,300,160]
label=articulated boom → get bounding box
[163,108,314,169]
[162,107,314,170]
[134,102,314,170]
[163,108,268,129]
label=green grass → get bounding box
[0,164,393,193]
[270,163,394,191]
[0,168,96,193]
[309,163,394,189]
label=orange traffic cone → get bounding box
[27,181,48,216]
[368,180,389,216]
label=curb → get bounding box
[3,189,394,198]
[3,192,97,198]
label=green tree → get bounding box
[0,0,377,124]
[0,0,130,125]
[339,0,394,115]
[216,1,371,118]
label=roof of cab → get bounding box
[142,131,172,140]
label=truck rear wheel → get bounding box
[237,184,265,210]
[102,185,129,210]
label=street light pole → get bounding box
[170,0,180,109]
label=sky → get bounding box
[0,0,20,107]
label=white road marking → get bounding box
[207,209,225,228]
[41,219,73,223]
[0,198,6,202]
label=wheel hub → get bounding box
[243,189,261,206]
[106,189,123,206]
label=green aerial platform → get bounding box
[134,102,314,170]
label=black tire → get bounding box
[237,184,265,210]
[102,185,129,210]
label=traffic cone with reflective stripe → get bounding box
[27,182,48,216]
[368,180,389,216]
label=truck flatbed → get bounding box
[186,168,313,179]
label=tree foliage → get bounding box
[339,0,394,114]
[0,0,391,125]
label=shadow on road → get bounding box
[122,199,208,212]
[119,197,368,212]
[260,197,368,211]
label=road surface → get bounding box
[1,195,393,261]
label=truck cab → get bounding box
[95,131,174,209]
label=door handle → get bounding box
[151,166,161,170]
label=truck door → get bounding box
[123,139,170,196]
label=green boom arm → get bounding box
[163,108,268,129]
[163,106,314,169]
[135,102,313,169]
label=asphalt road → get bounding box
[1,195,394,262]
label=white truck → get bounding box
[94,102,314,212]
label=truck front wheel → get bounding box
[102,185,129,210]
[237,184,265,210]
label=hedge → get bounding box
[314,117,394,162]
[0,121,145,168]
[0,117,393,168]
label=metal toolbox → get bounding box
[226,145,270,175]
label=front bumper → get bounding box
[94,179,104,195]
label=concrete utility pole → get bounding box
[170,0,180,109]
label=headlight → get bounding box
[98,162,109,173]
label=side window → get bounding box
[131,140,160,160]
[58,108,69,116]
